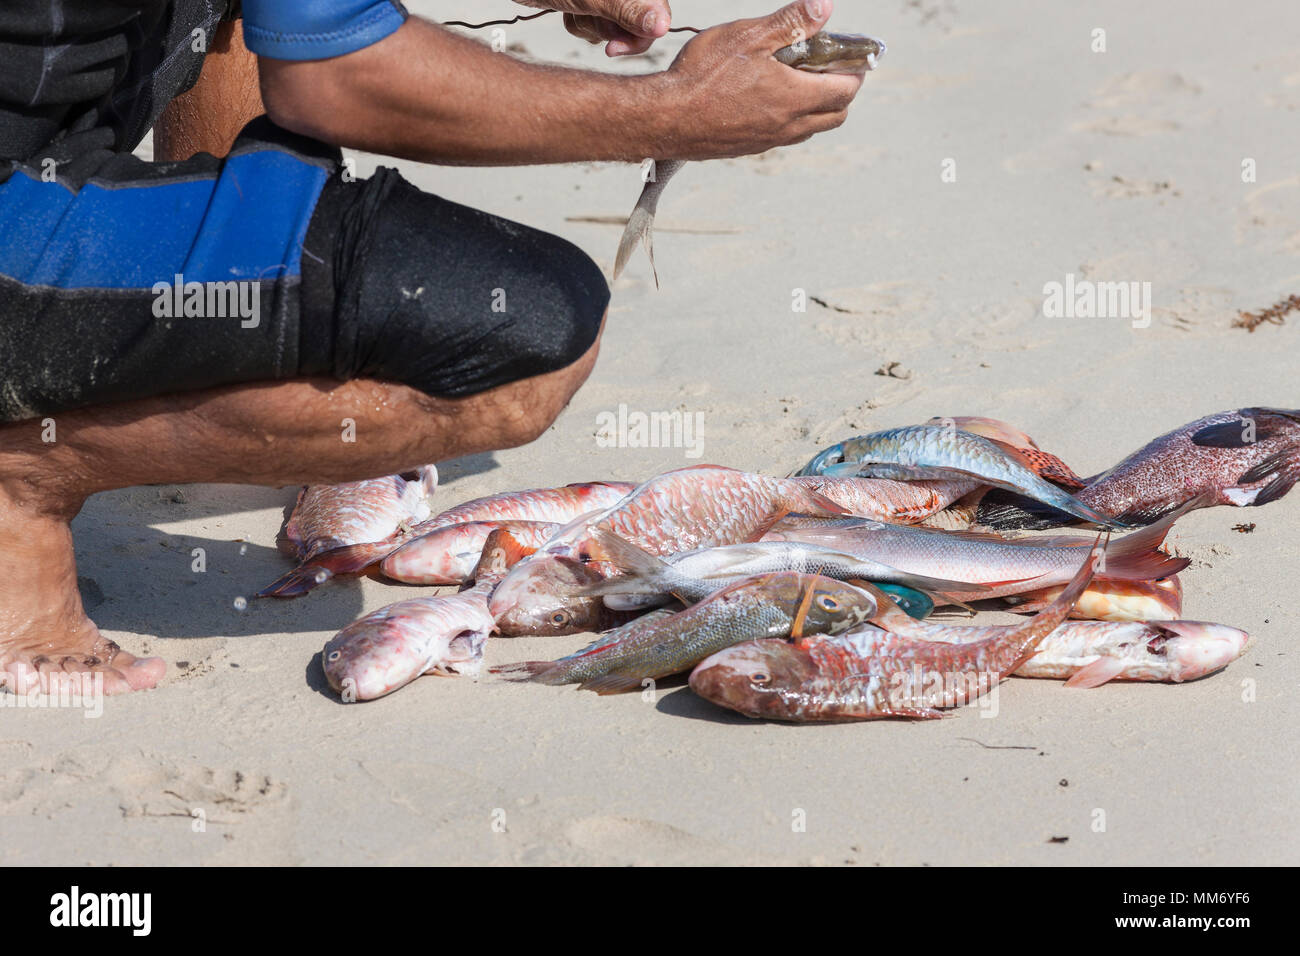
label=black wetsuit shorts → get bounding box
[0,1,608,423]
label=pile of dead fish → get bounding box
[258,407,1298,721]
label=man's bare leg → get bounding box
[0,324,601,694]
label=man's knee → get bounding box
[493,307,606,448]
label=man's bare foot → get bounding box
[0,479,165,696]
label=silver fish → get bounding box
[799,424,1125,528]
[582,528,981,611]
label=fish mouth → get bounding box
[690,642,818,720]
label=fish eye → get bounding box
[550,610,571,626]
[750,672,772,685]
[327,650,341,662]
[816,595,841,612]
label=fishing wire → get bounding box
[443,10,702,33]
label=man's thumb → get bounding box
[760,0,833,47]
[597,0,672,39]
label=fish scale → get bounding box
[413,482,635,531]
[804,425,1123,527]
[492,572,880,694]
[689,547,1101,720]
[488,467,848,628]
[979,407,1300,529]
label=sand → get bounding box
[2,0,1298,865]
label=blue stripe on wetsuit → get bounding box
[0,148,329,289]
[243,0,408,61]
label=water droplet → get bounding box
[233,596,248,611]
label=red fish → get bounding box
[979,407,1300,528]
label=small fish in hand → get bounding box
[613,32,886,285]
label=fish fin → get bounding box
[1096,499,1203,581]
[1058,496,1128,529]
[781,483,852,519]
[975,490,1075,530]
[1252,472,1297,507]
[882,705,948,720]
[472,528,539,584]
[1064,656,1128,688]
[488,660,566,684]
[1238,450,1291,485]
[255,564,334,599]
[255,539,397,598]
[985,439,1086,490]
[578,528,680,595]
[577,673,648,695]
[276,487,309,558]
[930,415,1038,448]
[1191,416,1278,448]
[415,464,439,498]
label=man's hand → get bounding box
[517,1,672,56]
[654,0,864,160]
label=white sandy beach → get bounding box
[2,0,1298,865]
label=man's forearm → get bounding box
[259,17,670,166]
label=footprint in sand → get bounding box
[563,814,748,865]
[115,759,289,824]
[1072,70,1201,137]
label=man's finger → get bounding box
[591,0,672,40]
[754,0,834,50]
[606,35,657,57]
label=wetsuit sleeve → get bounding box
[242,1,408,61]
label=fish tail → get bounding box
[489,660,569,684]
[1098,506,1194,581]
[613,162,681,286]
[614,204,659,287]
[255,541,396,598]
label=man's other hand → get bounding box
[517,1,673,56]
